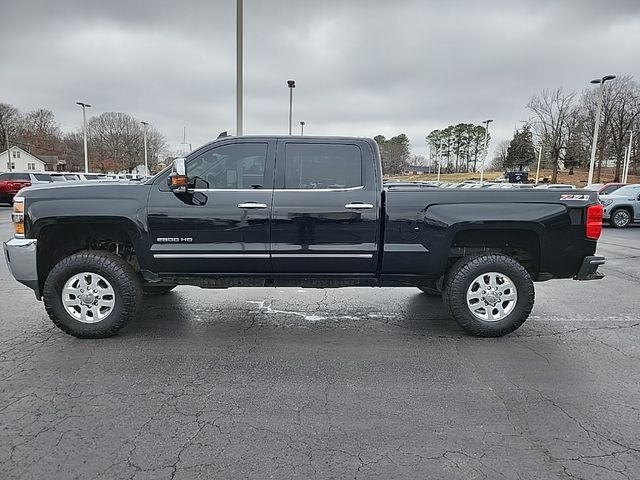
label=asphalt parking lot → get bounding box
[1,208,639,480]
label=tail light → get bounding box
[586,204,603,240]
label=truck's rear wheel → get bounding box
[443,253,534,337]
[43,251,142,338]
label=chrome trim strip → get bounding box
[272,254,373,258]
[191,186,365,193]
[153,253,270,259]
[345,203,374,209]
[238,202,267,209]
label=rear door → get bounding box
[147,139,275,274]
[270,139,380,274]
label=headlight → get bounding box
[600,198,614,206]
[11,197,25,238]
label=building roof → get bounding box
[36,154,66,168]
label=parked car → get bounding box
[534,184,577,189]
[0,173,35,204]
[600,184,640,228]
[584,183,627,196]
[4,135,605,339]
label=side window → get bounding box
[284,144,362,189]
[0,173,9,181]
[13,173,30,181]
[187,143,267,189]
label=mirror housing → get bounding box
[168,158,189,193]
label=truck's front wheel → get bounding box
[443,253,534,337]
[43,251,142,338]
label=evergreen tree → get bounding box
[505,125,536,170]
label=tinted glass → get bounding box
[284,144,362,189]
[33,174,52,181]
[612,185,640,196]
[64,174,79,180]
[11,173,30,181]
[0,173,9,181]
[188,143,267,189]
[601,184,623,194]
[51,175,66,182]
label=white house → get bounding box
[0,146,47,173]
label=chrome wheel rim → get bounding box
[61,272,116,323]
[466,272,517,322]
[614,210,629,227]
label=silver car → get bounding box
[600,184,640,228]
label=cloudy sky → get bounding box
[2,0,640,159]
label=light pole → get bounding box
[76,101,91,173]
[141,121,149,176]
[437,138,443,182]
[287,80,295,135]
[535,143,544,184]
[236,0,243,136]
[479,119,493,186]
[587,74,616,185]
[300,121,305,136]
[623,129,636,183]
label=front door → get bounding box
[147,140,275,274]
[270,139,380,274]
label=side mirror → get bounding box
[167,158,189,193]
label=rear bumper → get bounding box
[3,238,40,297]
[574,255,605,281]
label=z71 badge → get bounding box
[560,194,590,201]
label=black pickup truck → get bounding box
[4,135,605,339]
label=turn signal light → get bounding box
[586,204,603,240]
[12,197,25,238]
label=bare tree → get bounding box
[489,139,510,171]
[22,108,64,156]
[527,87,577,183]
[88,112,167,173]
[0,103,24,151]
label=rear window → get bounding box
[33,173,52,181]
[284,143,362,189]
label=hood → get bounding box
[17,180,148,199]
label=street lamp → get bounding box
[287,80,295,135]
[300,121,305,136]
[587,74,616,185]
[236,0,243,136]
[535,143,544,184]
[141,121,149,176]
[623,129,637,183]
[76,101,91,173]
[479,119,493,186]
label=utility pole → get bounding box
[623,129,636,183]
[300,121,305,136]
[287,80,295,135]
[76,101,91,173]
[236,0,243,136]
[5,131,11,171]
[587,74,616,185]
[141,121,149,176]
[479,119,493,186]
[437,138,442,182]
[535,143,543,184]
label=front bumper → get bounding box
[574,255,605,281]
[3,238,40,297]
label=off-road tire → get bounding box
[43,250,142,338]
[443,253,534,337]
[142,285,176,296]
[609,208,631,228]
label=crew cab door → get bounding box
[270,139,380,273]
[147,140,275,274]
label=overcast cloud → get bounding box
[2,0,640,158]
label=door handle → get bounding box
[345,203,374,210]
[238,202,268,209]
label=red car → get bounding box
[584,182,627,196]
[0,172,32,205]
